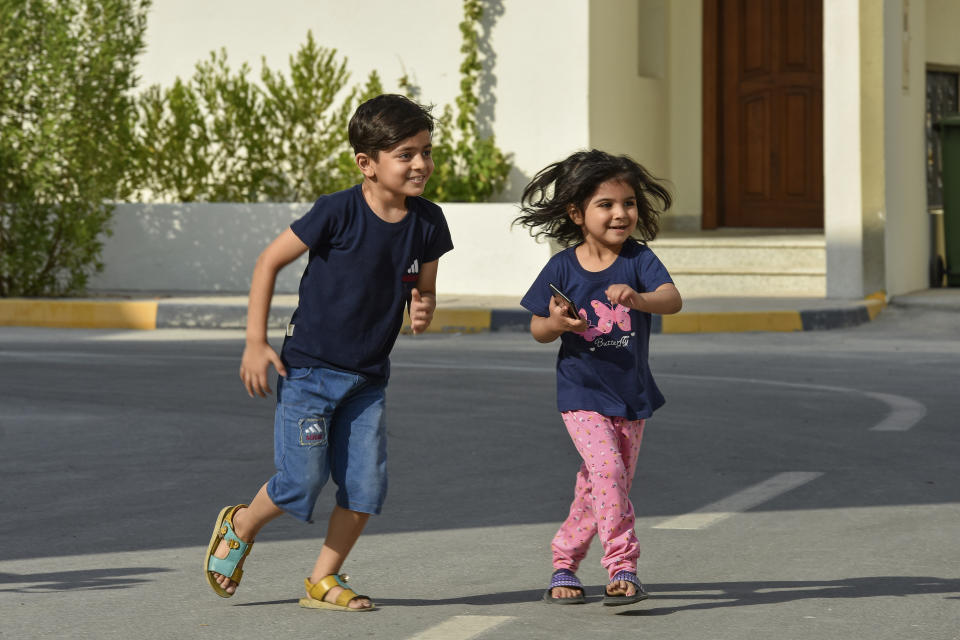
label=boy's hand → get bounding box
[409,288,436,335]
[549,295,588,333]
[240,341,287,398]
[605,284,639,309]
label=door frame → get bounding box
[702,0,721,230]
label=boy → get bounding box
[204,94,453,611]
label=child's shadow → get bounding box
[238,576,960,612]
[622,576,960,616]
[237,589,545,608]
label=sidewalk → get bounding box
[3,288,955,333]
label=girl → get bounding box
[516,149,682,606]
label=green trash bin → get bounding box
[934,114,960,286]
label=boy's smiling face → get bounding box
[359,129,434,198]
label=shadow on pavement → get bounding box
[621,576,960,616]
[0,567,173,593]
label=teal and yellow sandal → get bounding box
[204,504,253,598]
[299,574,376,612]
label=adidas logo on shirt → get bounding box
[402,259,419,283]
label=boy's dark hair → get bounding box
[348,94,435,158]
[514,149,672,247]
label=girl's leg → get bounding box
[551,461,597,571]
[605,418,645,596]
[558,412,645,582]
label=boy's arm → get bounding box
[409,259,439,334]
[241,228,309,397]
[530,295,588,343]
[606,282,683,315]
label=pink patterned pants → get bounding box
[552,411,645,579]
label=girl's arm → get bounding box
[410,259,439,334]
[530,294,589,343]
[241,228,309,397]
[606,282,683,315]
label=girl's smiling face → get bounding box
[569,178,639,250]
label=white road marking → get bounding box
[652,471,824,530]
[862,391,928,431]
[660,373,927,432]
[0,350,927,431]
[407,616,514,640]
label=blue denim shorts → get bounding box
[266,366,388,521]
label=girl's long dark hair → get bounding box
[514,149,671,247]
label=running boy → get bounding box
[204,94,453,611]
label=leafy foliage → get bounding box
[137,0,511,204]
[423,0,512,203]
[0,0,149,296]
[132,32,383,202]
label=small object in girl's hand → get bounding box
[549,283,580,319]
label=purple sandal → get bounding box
[543,568,586,604]
[602,570,648,606]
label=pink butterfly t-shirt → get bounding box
[521,239,673,419]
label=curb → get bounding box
[0,295,886,333]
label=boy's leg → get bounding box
[307,505,372,609]
[209,483,284,594]
[302,377,387,609]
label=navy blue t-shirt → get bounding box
[281,185,453,379]
[520,239,673,419]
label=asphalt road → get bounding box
[1,305,958,639]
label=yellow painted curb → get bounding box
[401,308,491,334]
[863,290,888,320]
[662,310,803,334]
[0,299,158,330]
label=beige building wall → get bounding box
[585,0,701,230]
[587,0,668,176]
[926,0,960,65]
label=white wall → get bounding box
[137,0,591,202]
[884,0,929,296]
[89,203,552,297]
[824,0,866,298]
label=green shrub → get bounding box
[136,0,511,204]
[0,0,149,296]
[132,33,383,203]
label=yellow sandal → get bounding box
[299,574,376,612]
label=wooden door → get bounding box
[709,0,823,228]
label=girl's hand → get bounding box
[606,284,639,308]
[549,294,588,333]
[239,341,287,398]
[409,288,436,334]
[606,282,683,314]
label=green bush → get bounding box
[0,0,149,296]
[136,0,511,204]
[423,0,512,203]
[132,32,383,202]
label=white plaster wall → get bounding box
[884,0,929,296]
[137,0,591,202]
[88,203,551,297]
[824,0,866,298]
[666,0,703,230]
